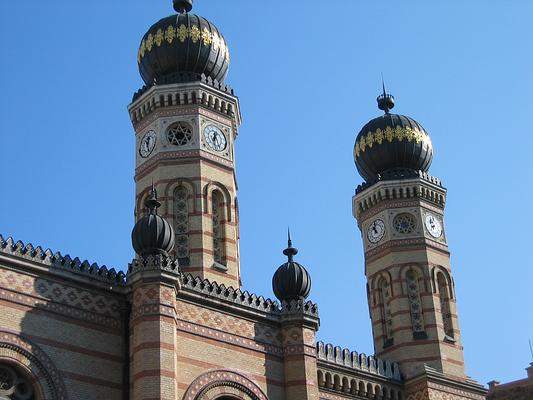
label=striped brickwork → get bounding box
[130,281,179,400]
[131,83,242,289]
[0,260,127,400]
[353,176,467,381]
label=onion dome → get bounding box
[132,185,175,257]
[137,0,230,85]
[354,85,433,182]
[272,232,312,302]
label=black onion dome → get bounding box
[132,187,175,257]
[354,92,433,182]
[138,4,230,86]
[272,235,311,302]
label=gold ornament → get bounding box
[190,25,200,43]
[155,28,164,47]
[165,25,175,44]
[146,33,154,51]
[212,32,220,50]
[178,24,188,42]
[202,27,212,46]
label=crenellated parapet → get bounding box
[317,341,403,399]
[355,169,442,195]
[317,342,401,381]
[353,170,446,222]
[129,73,240,128]
[0,234,126,287]
[180,273,281,315]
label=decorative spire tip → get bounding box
[283,228,298,261]
[145,183,161,214]
[377,74,395,114]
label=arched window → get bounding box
[0,363,36,399]
[406,269,427,339]
[174,186,190,265]
[212,191,225,267]
[377,277,393,346]
[437,272,454,339]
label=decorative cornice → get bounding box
[0,234,126,287]
[317,341,402,381]
[355,170,443,196]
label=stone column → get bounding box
[127,255,180,400]
[280,300,320,400]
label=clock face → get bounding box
[425,214,443,238]
[203,125,227,152]
[367,219,386,244]
[139,130,157,158]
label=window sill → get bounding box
[212,262,228,272]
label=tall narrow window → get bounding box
[437,273,454,339]
[174,186,189,265]
[378,277,393,346]
[406,269,426,338]
[212,191,225,266]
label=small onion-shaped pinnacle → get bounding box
[173,0,193,13]
[131,186,175,257]
[272,233,311,302]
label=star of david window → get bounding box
[167,121,193,146]
[0,364,35,400]
[393,213,417,234]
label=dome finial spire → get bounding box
[377,74,395,114]
[283,228,298,262]
[173,0,193,13]
[145,180,161,214]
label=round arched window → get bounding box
[0,364,36,399]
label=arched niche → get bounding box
[183,370,267,400]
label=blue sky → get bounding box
[1,0,532,386]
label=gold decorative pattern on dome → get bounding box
[354,126,432,158]
[137,24,231,66]
[146,33,154,51]
[165,25,175,44]
[155,28,164,46]
[212,32,220,50]
[202,27,212,46]
[190,25,200,43]
[178,24,188,42]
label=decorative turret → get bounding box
[354,85,433,183]
[131,184,175,257]
[137,0,230,85]
[272,231,312,302]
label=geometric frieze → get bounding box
[175,301,282,348]
[0,269,124,329]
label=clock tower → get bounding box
[127,0,241,287]
[352,90,484,398]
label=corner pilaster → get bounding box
[127,255,181,400]
[280,300,320,400]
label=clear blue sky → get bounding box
[1,0,532,386]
